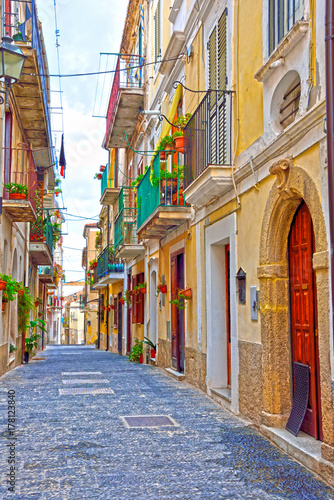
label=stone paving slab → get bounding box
[0,345,333,499]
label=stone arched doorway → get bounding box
[258,159,333,446]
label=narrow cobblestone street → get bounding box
[0,346,333,500]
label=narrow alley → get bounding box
[0,346,333,500]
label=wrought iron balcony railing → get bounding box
[184,90,233,189]
[106,54,143,138]
[96,244,124,280]
[30,210,54,256]
[137,152,186,230]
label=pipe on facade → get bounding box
[325,0,334,348]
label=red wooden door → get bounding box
[171,255,179,370]
[289,202,322,439]
[225,244,231,386]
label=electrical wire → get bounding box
[23,54,184,78]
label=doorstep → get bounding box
[165,367,185,381]
[261,426,334,487]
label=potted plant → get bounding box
[179,287,192,300]
[128,338,143,363]
[172,113,192,153]
[143,337,156,359]
[119,298,125,305]
[123,289,132,306]
[94,173,103,180]
[4,182,29,200]
[157,278,167,295]
[169,292,186,310]
[18,287,34,335]
[134,282,147,295]
[157,135,175,160]
[24,319,46,363]
[55,188,62,197]
[0,274,19,311]
[34,297,42,307]
[100,165,106,172]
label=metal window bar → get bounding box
[96,244,124,279]
[269,0,304,54]
[183,90,233,190]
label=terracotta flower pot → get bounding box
[174,135,190,154]
[2,302,6,312]
[120,298,125,305]
[0,280,7,291]
[38,312,43,318]
[140,287,146,295]
[107,306,111,311]
[96,174,102,180]
[102,306,106,310]
[110,305,114,310]
[139,354,143,364]
[94,262,97,268]
[34,301,40,307]
[158,284,167,294]
[100,165,105,172]
[151,349,156,358]
[179,288,192,300]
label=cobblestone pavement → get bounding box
[0,346,333,500]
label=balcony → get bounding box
[2,147,38,222]
[7,1,55,176]
[183,91,234,208]
[30,212,54,265]
[115,187,144,259]
[104,55,144,149]
[92,245,125,289]
[100,163,120,206]
[38,266,54,286]
[136,152,191,239]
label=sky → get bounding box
[37,0,128,291]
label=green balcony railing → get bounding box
[100,163,113,198]
[137,151,186,230]
[96,244,125,280]
[115,207,138,252]
[30,211,54,256]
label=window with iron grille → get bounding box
[279,74,301,128]
[132,272,144,324]
[268,0,305,54]
[154,0,161,70]
[208,9,229,165]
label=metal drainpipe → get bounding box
[98,290,101,349]
[325,0,334,348]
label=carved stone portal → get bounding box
[269,158,299,199]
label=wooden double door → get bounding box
[171,251,185,372]
[289,202,322,440]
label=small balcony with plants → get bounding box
[104,54,144,149]
[38,266,54,285]
[2,147,38,222]
[183,91,234,207]
[30,211,54,265]
[92,244,125,289]
[136,151,191,239]
[114,187,144,259]
[98,163,120,206]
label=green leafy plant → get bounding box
[0,274,19,302]
[169,291,186,310]
[133,282,147,293]
[143,336,156,350]
[25,319,46,353]
[9,344,18,354]
[4,182,28,197]
[123,289,132,306]
[18,286,35,334]
[128,338,143,362]
[158,135,174,150]
[173,113,192,130]
[131,173,144,188]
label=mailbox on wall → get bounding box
[236,268,246,304]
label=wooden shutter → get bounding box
[154,0,161,63]
[132,275,137,323]
[138,272,145,325]
[218,10,227,93]
[208,26,217,107]
[113,296,117,327]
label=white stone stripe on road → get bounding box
[59,388,115,395]
[62,379,109,385]
[61,372,103,375]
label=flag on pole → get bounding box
[59,134,66,178]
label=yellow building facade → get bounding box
[92,0,334,482]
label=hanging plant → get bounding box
[134,282,147,294]
[0,274,19,303]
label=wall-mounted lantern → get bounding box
[236,268,246,304]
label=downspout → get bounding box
[98,290,101,349]
[106,205,110,351]
[325,0,334,351]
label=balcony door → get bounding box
[4,111,12,186]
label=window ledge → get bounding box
[255,20,309,83]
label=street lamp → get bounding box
[0,36,27,89]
